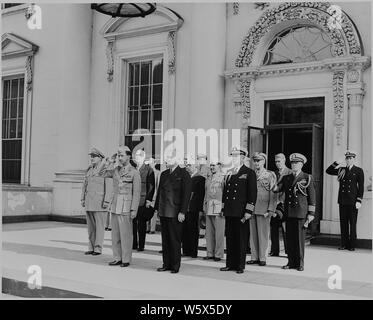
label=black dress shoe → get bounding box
[84,251,94,255]
[236,269,244,274]
[121,263,130,267]
[258,261,266,266]
[190,255,197,258]
[297,266,304,271]
[108,260,122,266]
[246,260,259,265]
[171,269,179,274]
[269,252,279,257]
[282,264,293,270]
[348,247,355,251]
[137,248,144,252]
[203,256,214,260]
[220,267,232,271]
[91,252,101,256]
[158,250,163,254]
[338,246,347,250]
[213,257,221,262]
[157,267,169,272]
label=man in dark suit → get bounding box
[326,150,364,251]
[133,149,155,251]
[182,160,206,258]
[220,146,257,274]
[154,154,192,273]
[274,153,316,272]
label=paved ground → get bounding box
[2,221,372,299]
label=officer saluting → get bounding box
[220,146,257,274]
[274,153,316,271]
[81,147,112,256]
[326,150,364,251]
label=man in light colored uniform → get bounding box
[203,159,225,261]
[81,147,112,255]
[247,152,277,266]
[105,146,141,267]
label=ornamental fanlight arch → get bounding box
[226,2,370,147]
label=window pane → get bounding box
[141,62,151,85]
[134,63,140,85]
[18,98,23,117]
[9,119,17,138]
[153,59,163,84]
[134,87,139,106]
[140,109,150,130]
[140,86,149,105]
[17,119,23,138]
[152,84,162,105]
[3,100,8,119]
[4,80,10,99]
[10,99,17,118]
[2,120,7,138]
[11,79,18,99]
[128,87,134,106]
[2,160,21,183]
[19,78,24,98]
[129,64,135,86]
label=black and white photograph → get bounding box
[1,0,372,306]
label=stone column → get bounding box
[347,72,365,166]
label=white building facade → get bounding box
[1,2,372,241]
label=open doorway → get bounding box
[248,97,324,234]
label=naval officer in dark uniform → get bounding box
[326,150,364,251]
[274,153,316,271]
[220,146,257,274]
[154,154,192,273]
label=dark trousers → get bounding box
[133,206,147,249]
[225,216,249,271]
[270,216,287,255]
[160,216,183,271]
[339,204,358,249]
[182,210,199,257]
[286,218,306,268]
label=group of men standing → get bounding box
[80,144,364,274]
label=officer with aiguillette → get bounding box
[274,153,316,272]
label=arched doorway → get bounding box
[225,2,370,235]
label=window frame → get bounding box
[2,72,27,184]
[125,54,164,136]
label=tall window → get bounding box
[125,57,163,160]
[2,76,24,183]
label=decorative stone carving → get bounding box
[347,69,360,83]
[237,79,251,119]
[233,3,239,15]
[106,40,114,82]
[235,2,362,68]
[25,55,33,91]
[254,3,270,11]
[168,31,176,74]
[332,70,345,146]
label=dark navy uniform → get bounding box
[222,164,257,271]
[326,160,364,249]
[276,165,316,270]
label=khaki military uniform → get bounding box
[105,162,141,263]
[81,161,113,253]
[249,169,277,262]
[204,172,225,259]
